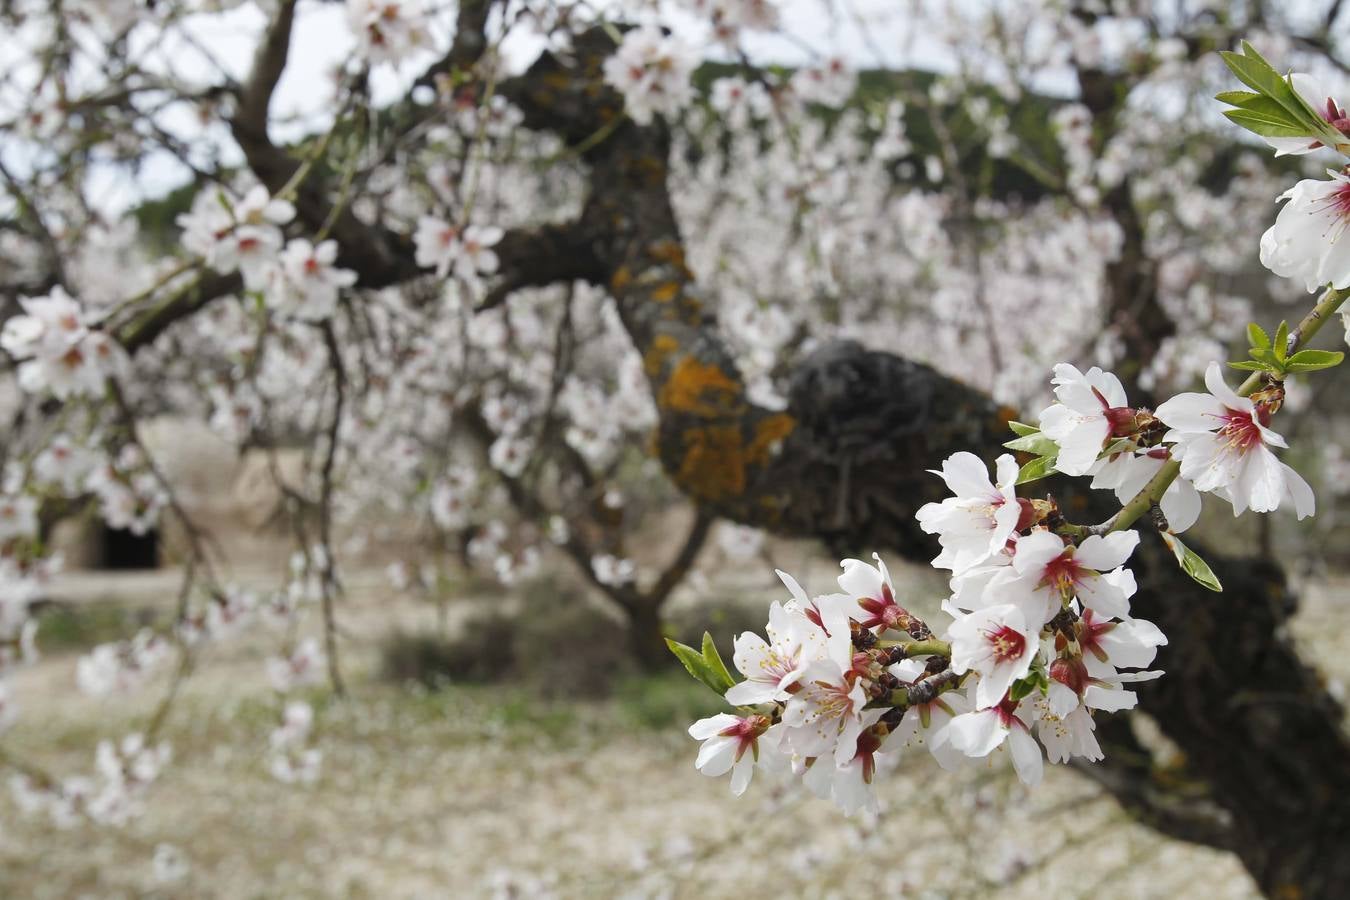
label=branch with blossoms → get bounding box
[673,42,1350,818]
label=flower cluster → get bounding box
[688,467,1163,813]
[687,289,1330,810]
[177,185,355,320]
[345,0,429,66]
[413,217,504,283]
[602,27,698,126]
[0,287,125,398]
[10,732,170,828]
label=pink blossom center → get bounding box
[994,697,1021,727]
[719,713,770,761]
[1218,408,1264,451]
[1318,181,1350,223]
[983,624,1026,664]
[1042,553,1083,594]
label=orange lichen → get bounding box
[745,413,795,465]
[610,266,632,294]
[651,281,681,303]
[676,425,746,501]
[658,357,744,418]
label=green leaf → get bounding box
[1015,455,1058,486]
[1009,666,1048,701]
[1249,346,1281,366]
[1215,89,1262,106]
[1248,323,1271,350]
[1274,320,1290,362]
[1228,360,1273,372]
[666,638,732,697]
[1161,533,1223,593]
[1004,432,1060,456]
[1221,42,1325,130]
[699,631,736,695]
[1284,349,1345,373]
[1222,109,1316,138]
[1006,420,1039,437]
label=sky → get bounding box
[2,0,970,214]
[3,0,1348,216]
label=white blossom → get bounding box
[1155,362,1314,518]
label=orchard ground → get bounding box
[5,547,1344,900]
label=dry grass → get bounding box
[4,554,1345,899]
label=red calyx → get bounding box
[1050,656,1090,696]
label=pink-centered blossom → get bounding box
[917,452,1025,575]
[1155,362,1314,518]
[989,529,1140,624]
[1038,364,1135,476]
[688,712,772,796]
[1260,169,1350,292]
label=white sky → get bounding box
[3,0,1347,215]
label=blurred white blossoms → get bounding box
[272,239,357,320]
[1156,362,1314,518]
[266,637,327,693]
[177,185,295,289]
[591,553,635,587]
[346,0,428,66]
[268,700,322,785]
[414,218,503,282]
[1259,169,1350,292]
[10,732,171,828]
[790,57,857,109]
[0,495,38,542]
[77,629,171,697]
[603,27,698,126]
[177,186,354,317]
[0,287,125,398]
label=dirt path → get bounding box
[6,560,1343,897]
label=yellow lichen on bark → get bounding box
[658,357,745,419]
[651,281,681,303]
[676,425,746,501]
[746,413,795,464]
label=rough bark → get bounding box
[495,30,1350,898]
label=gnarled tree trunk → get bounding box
[495,30,1350,898]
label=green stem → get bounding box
[1105,285,1350,534]
[898,638,951,658]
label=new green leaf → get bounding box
[667,638,733,697]
[1015,455,1058,485]
[1161,533,1223,593]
